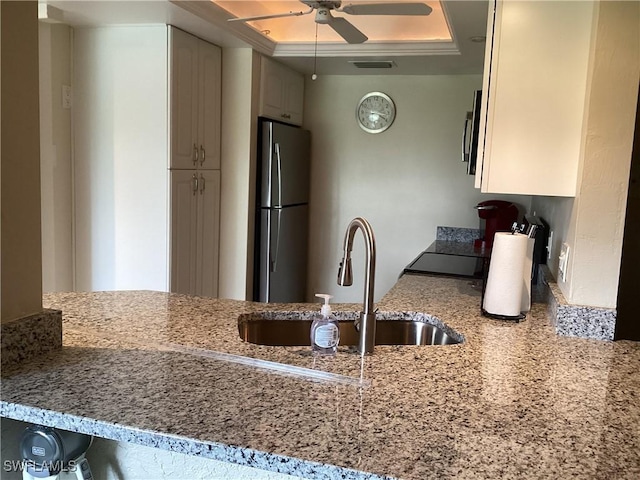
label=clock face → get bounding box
[356,92,396,134]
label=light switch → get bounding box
[558,242,570,282]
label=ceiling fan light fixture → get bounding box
[349,60,396,69]
[314,7,331,24]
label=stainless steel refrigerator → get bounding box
[254,120,311,302]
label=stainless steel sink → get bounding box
[238,317,461,346]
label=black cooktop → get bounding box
[403,251,486,279]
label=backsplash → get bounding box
[1,309,62,367]
[436,226,482,243]
[540,266,616,341]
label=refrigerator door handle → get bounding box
[274,142,283,207]
[271,209,282,273]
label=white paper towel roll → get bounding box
[483,232,533,317]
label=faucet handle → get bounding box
[337,258,353,286]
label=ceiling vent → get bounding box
[349,60,396,69]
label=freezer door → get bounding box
[258,205,308,303]
[261,121,310,208]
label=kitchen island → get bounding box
[2,274,640,479]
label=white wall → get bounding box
[529,196,574,277]
[39,23,73,293]
[532,0,639,309]
[304,75,532,303]
[73,26,169,292]
[219,48,260,300]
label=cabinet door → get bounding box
[195,170,221,298]
[170,170,198,295]
[197,40,222,170]
[476,0,593,196]
[283,69,304,126]
[259,57,305,126]
[259,58,286,121]
[170,28,199,169]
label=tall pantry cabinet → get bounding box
[169,27,222,298]
[73,26,221,296]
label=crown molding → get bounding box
[170,0,276,55]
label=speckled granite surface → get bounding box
[540,266,617,341]
[420,236,613,341]
[1,309,62,367]
[436,226,482,243]
[2,276,640,479]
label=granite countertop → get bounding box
[2,275,640,479]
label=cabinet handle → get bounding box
[193,144,198,166]
[462,112,472,163]
[200,145,205,166]
[199,174,205,194]
[281,113,291,119]
[192,173,198,195]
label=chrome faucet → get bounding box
[337,217,377,355]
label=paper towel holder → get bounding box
[480,231,534,323]
[481,308,525,322]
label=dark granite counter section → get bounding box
[1,276,640,479]
[425,240,490,258]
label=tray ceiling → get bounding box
[214,1,452,43]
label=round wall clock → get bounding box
[356,92,396,134]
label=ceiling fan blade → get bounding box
[227,8,313,23]
[329,17,368,44]
[341,3,433,16]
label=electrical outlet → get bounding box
[547,231,553,260]
[558,243,570,282]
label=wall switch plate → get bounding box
[558,242,570,282]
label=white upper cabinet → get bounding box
[475,0,595,196]
[198,41,222,170]
[170,28,221,170]
[259,56,305,126]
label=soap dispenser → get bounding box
[310,294,340,355]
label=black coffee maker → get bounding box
[522,214,549,283]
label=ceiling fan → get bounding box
[227,1,433,44]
